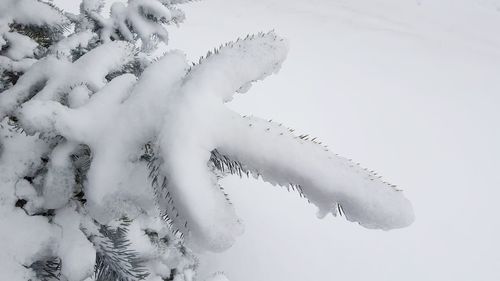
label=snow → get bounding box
[42,141,78,209]
[217,115,413,229]
[0,209,57,280]
[0,40,135,119]
[126,215,198,280]
[0,56,36,73]
[0,121,57,280]
[53,206,96,281]
[13,50,185,226]
[154,29,410,253]
[205,272,230,281]
[12,21,412,259]
[2,32,37,61]
[49,31,96,59]
[0,0,67,92]
[5,0,498,280]
[0,2,201,279]
[0,0,68,27]
[80,0,186,50]
[17,52,187,224]
[183,32,288,102]
[160,0,500,280]
[155,32,289,252]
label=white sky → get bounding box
[55,0,500,280]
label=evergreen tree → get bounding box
[0,0,414,280]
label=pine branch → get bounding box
[210,149,306,199]
[147,145,306,243]
[210,149,250,178]
[26,256,61,281]
[81,218,149,281]
[9,23,67,49]
[0,70,20,92]
[71,145,91,206]
[105,59,144,81]
[146,152,186,239]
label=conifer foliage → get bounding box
[0,0,414,280]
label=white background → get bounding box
[56,0,500,280]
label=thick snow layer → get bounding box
[0,56,36,73]
[49,31,96,58]
[0,0,438,279]
[1,1,225,280]
[0,40,135,119]
[0,0,62,88]
[16,51,186,226]
[42,141,78,209]
[13,25,413,255]
[53,206,96,281]
[183,33,289,102]
[0,121,58,280]
[156,32,288,252]
[1,32,37,61]
[161,0,500,280]
[217,115,413,229]
[0,0,68,28]
[79,0,186,50]
[157,30,411,252]
[126,215,198,281]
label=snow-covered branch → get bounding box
[0,0,414,279]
